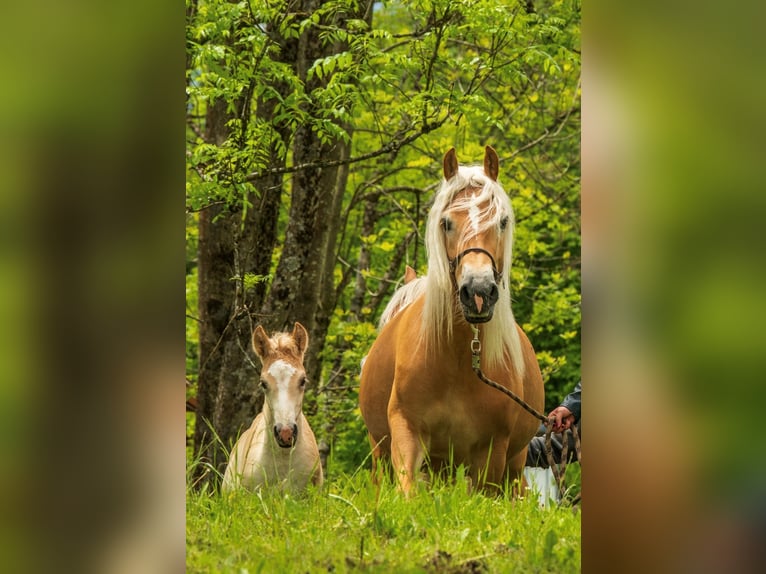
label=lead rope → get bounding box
[470,325,582,502]
[470,325,548,425]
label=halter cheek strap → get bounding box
[448,247,504,284]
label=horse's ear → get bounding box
[443,148,459,181]
[252,325,272,361]
[404,265,417,284]
[292,322,309,357]
[483,145,499,181]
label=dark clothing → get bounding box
[526,423,580,467]
[525,381,581,467]
[559,380,581,422]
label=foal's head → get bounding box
[439,146,512,323]
[252,322,309,449]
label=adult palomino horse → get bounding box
[223,322,323,492]
[359,146,544,496]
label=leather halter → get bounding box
[448,247,503,284]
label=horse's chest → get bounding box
[254,443,289,475]
[424,382,506,446]
[246,432,313,490]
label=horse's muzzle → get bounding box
[274,423,298,448]
[459,277,499,323]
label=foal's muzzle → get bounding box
[274,423,298,448]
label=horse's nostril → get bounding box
[460,280,498,313]
[459,285,472,306]
[274,423,298,447]
[488,283,499,304]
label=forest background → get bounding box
[185,0,580,481]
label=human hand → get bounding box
[548,406,575,433]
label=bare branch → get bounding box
[244,116,450,181]
[503,102,580,163]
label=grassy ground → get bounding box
[187,462,581,573]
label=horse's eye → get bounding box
[499,216,509,231]
[259,379,268,390]
[441,217,452,232]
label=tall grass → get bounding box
[187,452,581,573]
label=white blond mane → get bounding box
[421,164,525,376]
[378,277,426,330]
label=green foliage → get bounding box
[186,467,581,573]
[236,272,274,292]
[187,0,580,470]
[186,263,199,379]
[512,176,581,409]
[313,312,380,474]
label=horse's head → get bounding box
[439,146,511,324]
[252,322,309,448]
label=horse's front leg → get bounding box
[388,409,426,497]
[504,448,529,498]
[473,438,510,495]
[367,432,391,485]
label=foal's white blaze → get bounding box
[268,358,297,381]
[267,359,301,424]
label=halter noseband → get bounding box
[448,247,504,284]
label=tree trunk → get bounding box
[258,0,374,385]
[192,32,296,485]
[193,96,237,482]
[193,0,374,485]
[350,193,381,319]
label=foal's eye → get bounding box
[440,217,452,232]
[499,216,509,231]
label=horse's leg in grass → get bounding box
[474,438,510,495]
[369,432,394,486]
[504,448,529,498]
[368,432,382,485]
[388,412,425,497]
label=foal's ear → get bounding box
[443,148,459,181]
[292,322,309,357]
[252,325,272,360]
[483,145,499,181]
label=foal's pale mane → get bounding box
[421,165,525,376]
[266,332,304,364]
